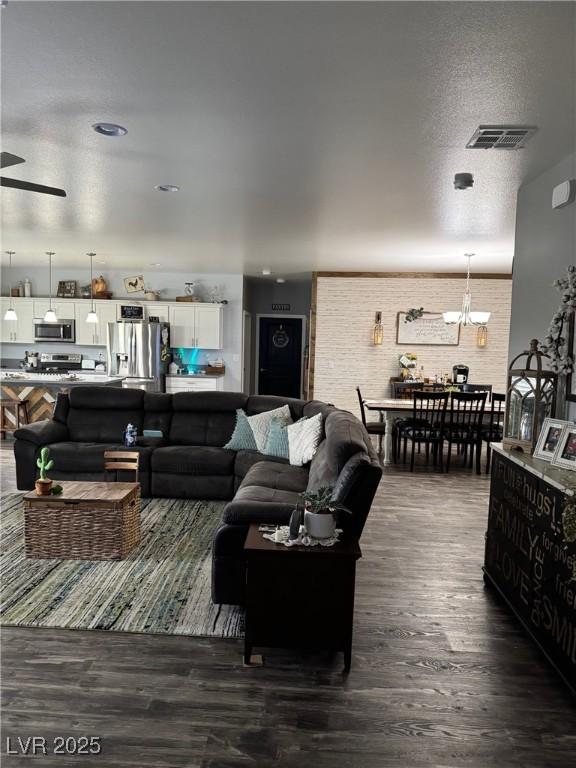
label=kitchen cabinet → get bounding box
[32,300,76,323]
[169,305,223,349]
[165,376,224,394]
[1,298,35,343]
[75,301,118,346]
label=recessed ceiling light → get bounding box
[154,184,180,193]
[92,122,128,137]
[262,269,271,276]
[276,277,286,284]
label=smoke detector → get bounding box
[454,172,474,190]
[466,125,537,150]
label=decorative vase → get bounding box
[35,478,53,496]
[304,510,336,539]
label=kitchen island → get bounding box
[1,372,125,425]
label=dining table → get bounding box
[363,397,502,467]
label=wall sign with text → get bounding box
[272,303,291,312]
[396,312,460,346]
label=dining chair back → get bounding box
[463,383,493,400]
[104,450,140,483]
[482,393,506,473]
[446,391,488,474]
[402,391,449,471]
[356,387,386,458]
[393,381,424,399]
[356,386,368,427]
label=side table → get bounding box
[243,523,362,671]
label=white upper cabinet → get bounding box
[0,298,35,343]
[32,300,76,322]
[168,304,223,349]
[75,301,118,346]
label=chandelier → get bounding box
[443,254,491,326]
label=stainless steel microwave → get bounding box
[33,319,76,343]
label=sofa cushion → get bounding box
[307,410,367,490]
[48,442,154,473]
[143,392,173,436]
[66,387,146,443]
[222,485,300,525]
[234,450,288,479]
[247,405,292,451]
[240,461,309,493]
[169,392,247,446]
[151,445,236,475]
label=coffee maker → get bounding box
[452,364,469,384]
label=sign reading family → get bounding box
[396,312,460,346]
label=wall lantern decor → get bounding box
[503,338,557,453]
[476,325,488,348]
[373,311,384,345]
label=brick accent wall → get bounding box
[313,275,512,414]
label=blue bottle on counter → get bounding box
[124,423,137,448]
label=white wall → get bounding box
[313,275,512,414]
[1,267,244,391]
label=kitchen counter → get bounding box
[1,373,125,425]
[0,372,125,387]
[166,373,225,379]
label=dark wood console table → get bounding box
[484,445,576,694]
[243,524,361,671]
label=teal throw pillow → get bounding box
[224,409,258,451]
[263,417,290,459]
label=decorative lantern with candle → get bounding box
[372,311,384,346]
[502,339,557,453]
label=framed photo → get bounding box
[396,312,460,346]
[56,280,77,298]
[551,424,576,471]
[567,314,576,403]
[533,417,572,461]
[124,275,144,294]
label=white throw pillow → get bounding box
[248,405,293,452]
[287,413,323,466]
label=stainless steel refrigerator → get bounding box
[106,321,170,392]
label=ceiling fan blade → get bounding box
[0,152,26,169]
[0,176,67,197]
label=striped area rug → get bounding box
[0,493,244,639]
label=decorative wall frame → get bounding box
[567,314,576,403]
[533,417,572,462]
[551,424,576,471]
[56,280,77,298]
[124,275,144,294]
[396,311,460,346]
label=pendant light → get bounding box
[3,251,17,321]
[85,252,98,323]
[443,254,491,326]
[44,251,57,322]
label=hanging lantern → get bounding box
[372,311,384,346]
[503,339,558,453]
[476,325,488,348]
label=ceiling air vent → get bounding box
[466,125,537,150]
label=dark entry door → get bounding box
[258,317,303,398]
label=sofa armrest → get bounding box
[222,500,294,526]
[14,419,69,446]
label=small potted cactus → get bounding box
[35,447,54,496]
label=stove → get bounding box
[38,352,82,373]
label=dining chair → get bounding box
[445,391,488,475]
[481,393,506,473]
[463,383,493,400]
[356,387,386,458]
[103,450,140,483]
[400,392,449,472]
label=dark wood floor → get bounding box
[1,441,575,767]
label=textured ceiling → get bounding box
[1,1,575,273]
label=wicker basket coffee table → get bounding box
[23,481,141,560]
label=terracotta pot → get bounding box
[304,510,336,540]
[35,478,53,496]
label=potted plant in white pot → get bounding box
[300,486,351,540]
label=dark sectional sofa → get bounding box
[14,387,382,605]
